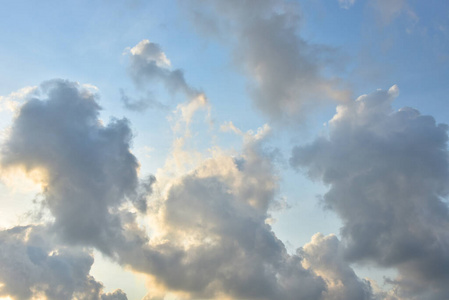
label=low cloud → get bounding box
[0,80,379,299]
[1,79,141,253]
[0,225,127,299]
[292,85,449,299]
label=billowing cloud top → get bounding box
[292,85,449,299]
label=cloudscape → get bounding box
[0,1,449,299]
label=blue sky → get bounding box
[1,1,449,299]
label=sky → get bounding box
[0,0,449,299]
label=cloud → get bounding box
[111,123,374,300]
[0,79,141,253]
[0,86,38,113]
[301,233,374,300]
[127,39,206,102]
[0,80,379,299]
[120,126,327,299]
[120,89,168,112]
[338,0,356,9]
[291,85,449,299]
[371,0,410,25]
[182,0,350,121]
[0,225,127,300]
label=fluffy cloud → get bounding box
[0,225,127,300]
[183,0,349,121]
[108,122,376,300]
[0,78,377,299]
[291,85,449,299]
[122,126,326,299]
[0,79,141,253]
[301,233,374,300]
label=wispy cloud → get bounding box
[182,0,350,122]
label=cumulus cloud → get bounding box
[182,0,350,121]
[0,79,141,253]
[0,225,127,300]
[301,233,374,300]
[107,122,374,300]
[120,125,326,299]
[370,0,415,25]
[291,85,449,299]
[0,79,378,299]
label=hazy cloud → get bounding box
[292,85,449,299]
[0,225,127,300]
[183,0,350,121]
[127,39,205,101]
[338,0,356,9]
[120,89,168,112]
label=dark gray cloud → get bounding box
[0,225,127,300]
[1,79,140,253]
[182,0,349,121]
[291,85,449,299]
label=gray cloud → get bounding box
[291,85,449,299]
[126,133,327,299]
[182,0,350,121]
[112,127,375,300]
[0,79,379,299]
[0,79,140,254]
[127,40,204,101]
[301,233,375,300]
[0,225,127,300]
[120,89,168,112]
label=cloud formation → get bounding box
[0,78,379,299]
[120,89,167,112]
[183,0,350,121]
[127,40,205,101]
[292,85,449,299]
[0,225,127,299]
[1,79,140,254]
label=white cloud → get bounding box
[0,86,38,112]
